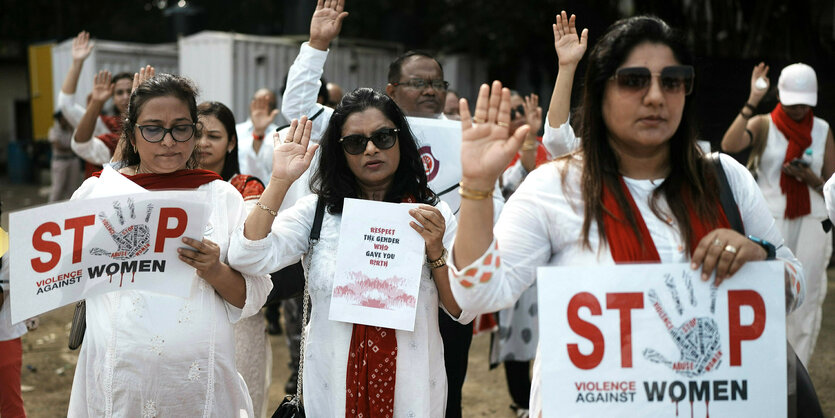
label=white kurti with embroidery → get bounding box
[448,153,805,418]
[228,194,476,417]
[67,177,272,418]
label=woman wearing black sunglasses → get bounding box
[230,88,471,417]
[446,16,804,416]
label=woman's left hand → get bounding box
[690,229,767,285]
[523,93,543,136]
[178,237,226,280]
[409,205,446,261]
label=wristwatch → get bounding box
[427,247,448,269]
[747,235,776,260]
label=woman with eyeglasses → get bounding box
[446,16,804,416]
[720,63,834,366]
[66,74,271,417]
[229,88,473,417]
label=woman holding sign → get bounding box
[447,16,805,416]
[67,74,271,416]
[229,88,474,417]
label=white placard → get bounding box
[537,261,786,417]
[9,189,209,323]
[408,117,463,214]
[328,198,425,331]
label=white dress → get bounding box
[757,116,832,364]
[228,195,477,417]
[448,154,805,417]
[67,177,272,418]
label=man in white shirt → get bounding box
[235,88,280,185]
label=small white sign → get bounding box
[9,185,209,323]
[408,117,463,214]
[537,261,787,417]
[328,198,425,331]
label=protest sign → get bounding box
[328,198,425,331]
[537,261,786,417]
[9,189,209,323]
[408,117,463,214]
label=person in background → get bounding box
[448,15,804,416]
[720,62,834,365]
[326,82,344,107]
[236,88,281,185]
[444,89,462,120]
[56,31,113,139]
[501,91,548,197]
[1,200,29,418]
[48,111,83,202]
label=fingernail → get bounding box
[690,263,697,270]
[701,273,709,281]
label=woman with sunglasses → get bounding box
[67,74,271,417]
[447,16,804,416]
[720,63,834,365]
[230,88,473,417]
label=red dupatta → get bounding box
[771,103,814,219]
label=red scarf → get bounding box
[100,115,123,133]
[84,117,123,178]
[92,169,222,190]
[771,103,814,219]
[601,177,731,262]
[229,174,265,201]
[345,197,419,417]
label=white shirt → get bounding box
[448,153,805,417]
[67,177,271,418]
[229,195,475,417]
[57,91,111,136]
[0,256,28,341]
[235,118,280,186]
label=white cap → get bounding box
[778,63,817,107]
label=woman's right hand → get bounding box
[748,62,770,105]
[91,70,114,104]
[459,81,530,190]
[131,65,155,93]
[553,11,588,68]
[271,117,318,185]
[71,31,94,62]
[309,0,349,51]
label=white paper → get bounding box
[537,261,786,417]
[328,198,425,331]
[408,117,463,214]
[9,190,209,323]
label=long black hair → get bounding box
[577,15,720,252]
[311,87,438,213]
[197,101,240,181]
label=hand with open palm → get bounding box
[71,31,94,62]
[459,81,530,191]
[309,0,349,51]
[553,11,588,68]
[90,70,114,105]
[270,117,318,186]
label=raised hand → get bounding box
[748,62,770,105]
[71,31,94,62]
[459,81,530,190]
[523,93,543,135]
[271,117,318,184]
[553,11,588,68]
[132,65,155,93]
[91,70,114,104]
[250,95,279,136]
[309,0,349,51]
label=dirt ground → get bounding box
[3,182,834,417]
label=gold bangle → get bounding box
[521,141,539,151]
[458,182,493,200]
[255,201,278,216]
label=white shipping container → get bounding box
[51,38,178,114]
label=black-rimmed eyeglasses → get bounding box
[136,124,196,143]
[390,79,449,91]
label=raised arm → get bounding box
[243,118,317,240]
[61,31,94,96]
[74,70,113,144]
[308,0,349,51]
[547,11,587,130]
[518,93,544,173]
[721,62,770,153]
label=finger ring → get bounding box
[473,117,486,124]
[284,138,294,143]
[496,121,509,128]
[723,244,738,254]
[712,238,723,247]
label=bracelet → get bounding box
[743,103,757,113]
[255,201,277,216]
[458,183,493,200]
[739,109,753,120]
[521,141,539,151]
[426,247,448,269]
[253,133,265,141]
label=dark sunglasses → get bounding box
[510,105,525,120]
[611,65,694,95]
[339,128,399,155]
[136,124,196,143]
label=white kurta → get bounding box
[229,195,476,417]
[757,116,832,364]
[449,154,805,417]
[235,119,280,186]
[67,177,272,418]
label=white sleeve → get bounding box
[720,153,806,312]
[282,42,334,142]
[228,194,317,276]
[71,134,113,165]
[435,201,477,324]
[542,111,581,157]
[58,92,111,137]
[824,172,835,222]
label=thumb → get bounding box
[505,125,530,154]
[337,11,349,24]
[270,109,279,120]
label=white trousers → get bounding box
[49,156,82,202]
[780,215,831,365]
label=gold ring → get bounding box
[497,121,509,128]
[712,238,723,247]
[284,138,294,143]
[723,244,738,254]
[473,117,486,124]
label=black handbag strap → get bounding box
[708,152,744,234]
[310,196,325,242]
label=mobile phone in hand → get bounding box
[790,158,810,168]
